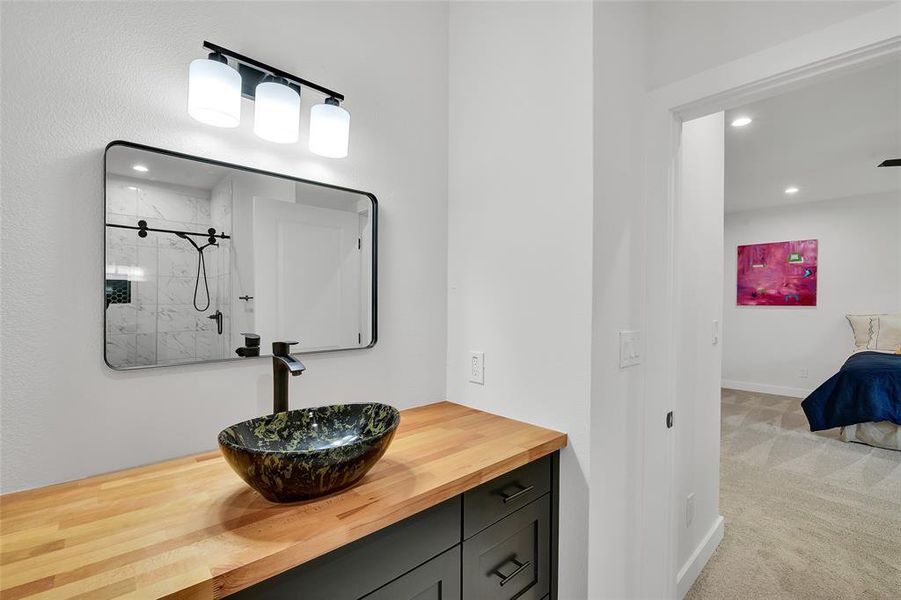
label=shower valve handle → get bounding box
[208,310,224,335]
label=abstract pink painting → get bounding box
[737,239,818,306]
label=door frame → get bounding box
[638,6,901,598]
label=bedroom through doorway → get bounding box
[682,57,901,599]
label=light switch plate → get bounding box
[619,330,641,369]
[469,351,484,385]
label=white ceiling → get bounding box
[106,146,231,191]
[725,58,901,214]
[106,145,364,211]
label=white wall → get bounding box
[588,2,648,598]
[646,1,891,89]
[447,3,593,598]
[723,193,901,397]
[674,113,725,597]
[0,1,449,492]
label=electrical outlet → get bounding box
[469,351,484,385]
[686,493,695,527]
[619,330,642,368]
[799,368,809,379]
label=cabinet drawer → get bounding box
[462,495,550,600]
[362,546,461,600]
[463,455,550,538]
[231,497,461,599]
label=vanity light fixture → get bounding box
[188,41,350,157]
[254,76,301,144]
[784,186,800,195]
[309,97,351,158]
[731,116,752,128]
[187,52,242,128]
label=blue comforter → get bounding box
[802,352,901,431]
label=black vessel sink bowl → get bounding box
[218,403,400,503]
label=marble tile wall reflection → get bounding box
[105,176,231,368]
[210,176,234,359]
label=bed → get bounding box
[840,420,901,449]
[801,314,901,451]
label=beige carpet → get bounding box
[686,388,901,600]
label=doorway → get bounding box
[682,58,901,599]
[636,8,901,597]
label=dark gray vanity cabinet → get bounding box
[232,452,559,600]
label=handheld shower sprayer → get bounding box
[177,230,218,312]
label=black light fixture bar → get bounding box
[203,40,345,102]
[877,158,901,167]
[106,220,231,240]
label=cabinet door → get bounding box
[463,456,550,538]
[462,495,550,600]
[362,547,461,600]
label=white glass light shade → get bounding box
[187,57,241,128]
[309,100,350,158]
[254,80,301,144]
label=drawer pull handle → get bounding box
[493,557,532,587]
[501,484,535,504]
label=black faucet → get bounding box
[272,341,305,414]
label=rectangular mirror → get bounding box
[104,141,376,370]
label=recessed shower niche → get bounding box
[104,142,376,370]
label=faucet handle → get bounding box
[272,341,299,356]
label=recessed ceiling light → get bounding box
[785,186,799,195]
[132,164,149,173]
[731,116,752,128]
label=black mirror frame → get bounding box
[103,140,377,371]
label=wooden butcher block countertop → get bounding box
[0,402,566,599]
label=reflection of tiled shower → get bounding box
[210,176,233,359]
[105,177,232,367]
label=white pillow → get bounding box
[847,313,901,352]
[874,315,901,353]
[846,314,883,350]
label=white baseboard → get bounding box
[677,516,724,599]
[721,379,813,399]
